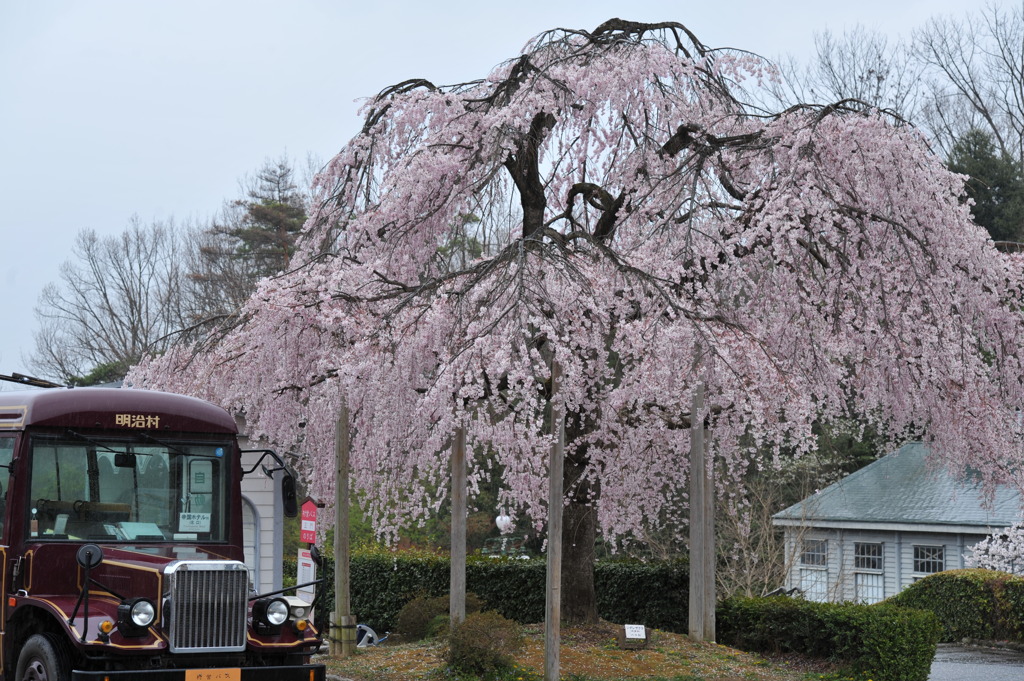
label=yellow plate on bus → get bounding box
[185,669,241,681]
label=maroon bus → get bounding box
[0,387,325,681]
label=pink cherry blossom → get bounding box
[129,20,1024,560]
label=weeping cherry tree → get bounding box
[130,19,1024,623]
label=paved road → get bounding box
[929,644,1024,681]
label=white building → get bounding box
[772,442,1022,603]
[238,421,289,594]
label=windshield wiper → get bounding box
[134,431,222,458]
[64,430,123,455]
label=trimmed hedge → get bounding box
[596,558,689,632]
[466,555,546,624]
[718,595,941,681]
[284,547,687,634]
[287,550,939,680]
[886,568,1024,642]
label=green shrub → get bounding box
[425,614,450,639]
[466,556,547,623]
[886,569,1024,642]
[1004,577,1024,632]
[284,547,690,634]
[445,611,523,674]
[394,592,486,641]
[352,545,451,634]
[718,596,940,681]
[395,594,449,641]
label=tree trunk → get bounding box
[560,487,598,623]
[560,421,599,624]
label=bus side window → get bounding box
[0,437,13,539]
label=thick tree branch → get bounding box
[505,111,556,238]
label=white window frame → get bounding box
[913,544,945,575]
[800,567,828,602]
[798,538,828,601]
[801,538,828,567]
[854,542,883,571]
[854,572,884,603]
[852,542,885,602]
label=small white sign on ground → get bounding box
[624,624,646,639]
[619,624,649,649]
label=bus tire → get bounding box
[16,633,71,681]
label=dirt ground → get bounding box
[322,620,836,680]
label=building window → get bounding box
[854,542,883,571]
[854,543,884,603]
[913,545,945,574]
[800,568,828,602]
[799,539,828,602]
[801,539,828,567]
[855,572,884,603]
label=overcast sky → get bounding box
[0,0,997,389]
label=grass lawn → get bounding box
[320,620,842,681]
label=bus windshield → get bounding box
[28,434,231,543]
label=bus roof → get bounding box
[0,388,237,434]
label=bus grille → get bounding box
[165,561,248,653]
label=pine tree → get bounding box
[186,158,309,327]
[224,158,308,277]
[948,128,1024,242]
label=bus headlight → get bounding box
[253,597,289,627]
[131,599,156,627]
[117,598,156,636]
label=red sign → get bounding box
[300,499,318,544]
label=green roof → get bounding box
[773,442,1022,528]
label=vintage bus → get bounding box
[0,387,325,680]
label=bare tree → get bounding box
[716,470,794,598]
[913,3,1024,162]
[30,218,187,384]
[811,27,922,115]
[182,216,262,330]
[781,6,1024,165]
[29,157,314,384]
[771,26,923,118]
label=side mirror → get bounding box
[240,449,300,516]
[77,543,104,569]
[282,472,298,518]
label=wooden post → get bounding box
[688,382,708,642]
[544,359,565,681]
[332,399,356,657]
[703,426,716,642]
[450,426,467,627]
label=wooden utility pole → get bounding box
[332,399,357,656]
[702,421,715,640]
[450,426,467,627]
[544,359,565,681]
[688,382,715,642]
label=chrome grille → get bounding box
[165,560,248,653]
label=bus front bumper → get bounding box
[72,664,326,681]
